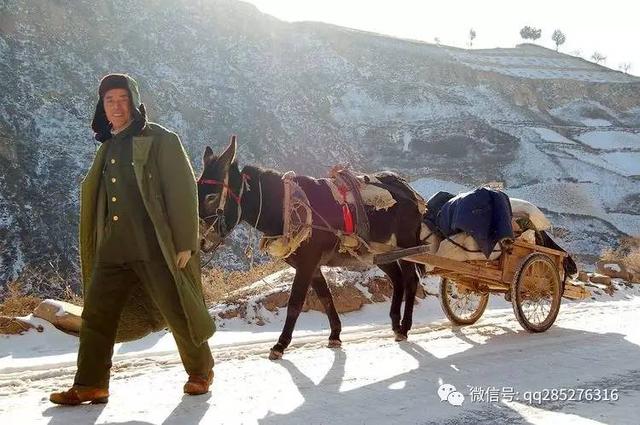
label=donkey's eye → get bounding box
[205,193,220,207]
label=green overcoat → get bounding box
[79,123,215,344]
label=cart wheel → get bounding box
[440,277,489,325]
[511,253,561,332]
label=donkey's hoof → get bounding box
[269,349,283,360]
[394,331,408,342]
[327,339,342,348]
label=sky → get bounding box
[243,0,639,76]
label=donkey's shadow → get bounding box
[258,325,640,425]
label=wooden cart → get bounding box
[375,239,583,332]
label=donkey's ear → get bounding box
[203,146,215,164]
[219,135,237,167]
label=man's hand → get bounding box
[176,250,192,269]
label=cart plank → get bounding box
[512,239,567,259]
[404,252,503,281]
[502,243,533,283]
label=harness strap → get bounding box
[198,173,251,206]
[282,172,295,240]
[219,172,230,212]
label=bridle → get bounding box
[198,169,264,268]
[198,172,251,244]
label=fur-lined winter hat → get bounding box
[91,73,147,142]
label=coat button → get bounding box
[113,215,119,221]
[111,177,116,183]
[111,196,117,202]
[110,159,116,164]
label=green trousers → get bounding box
[74,260,214,389]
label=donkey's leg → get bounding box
[378,262,405,340]
[311,269,342,348]
[399,261,420,339]
[270,259,319,360]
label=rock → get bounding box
[370,292,387,303]
[364,276,427,300]
[218,307,241,320]
[304,284,370,314]
[365,277,393,302]
[595,260,631,280]
[596,260,624,274]
[577,271,589,282]
[262,291,290,312]
[33,299,82,335]
[0,316,43,335]
[589,274,612,286]
[333,284,371,313]
[562,281,591,300]
[301,291,322,313]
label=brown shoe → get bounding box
[183,370,214,395]
[50,386,109,405]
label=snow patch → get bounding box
[580,118,612,127]
[506,182,607,219]
[599,152,640,176]
[549,100,621,125]
[576,130,640,150]
[530,127,576,144]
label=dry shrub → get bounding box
[0,316,42,335]
[201,260,287,305]
[62,285,84,307]
[201,267,226,305]
[0,256,82,316]
[0,280,42,317]
[0,256,286,315]
[0,256,81,302]
[601,236,640,273]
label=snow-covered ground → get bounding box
[2,284,640,424]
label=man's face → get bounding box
[103,88,132,131]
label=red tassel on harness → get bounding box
[342,205,354,234]
[338,185,354,234]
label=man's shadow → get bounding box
[43,403,109,425]
[42,389,211,425]
[161,393,212,425]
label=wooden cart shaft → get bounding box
[375,239,567,287]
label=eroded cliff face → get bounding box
[1,0,638,289]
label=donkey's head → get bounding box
[197,135,241,252]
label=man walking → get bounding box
[50,74,215,405]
